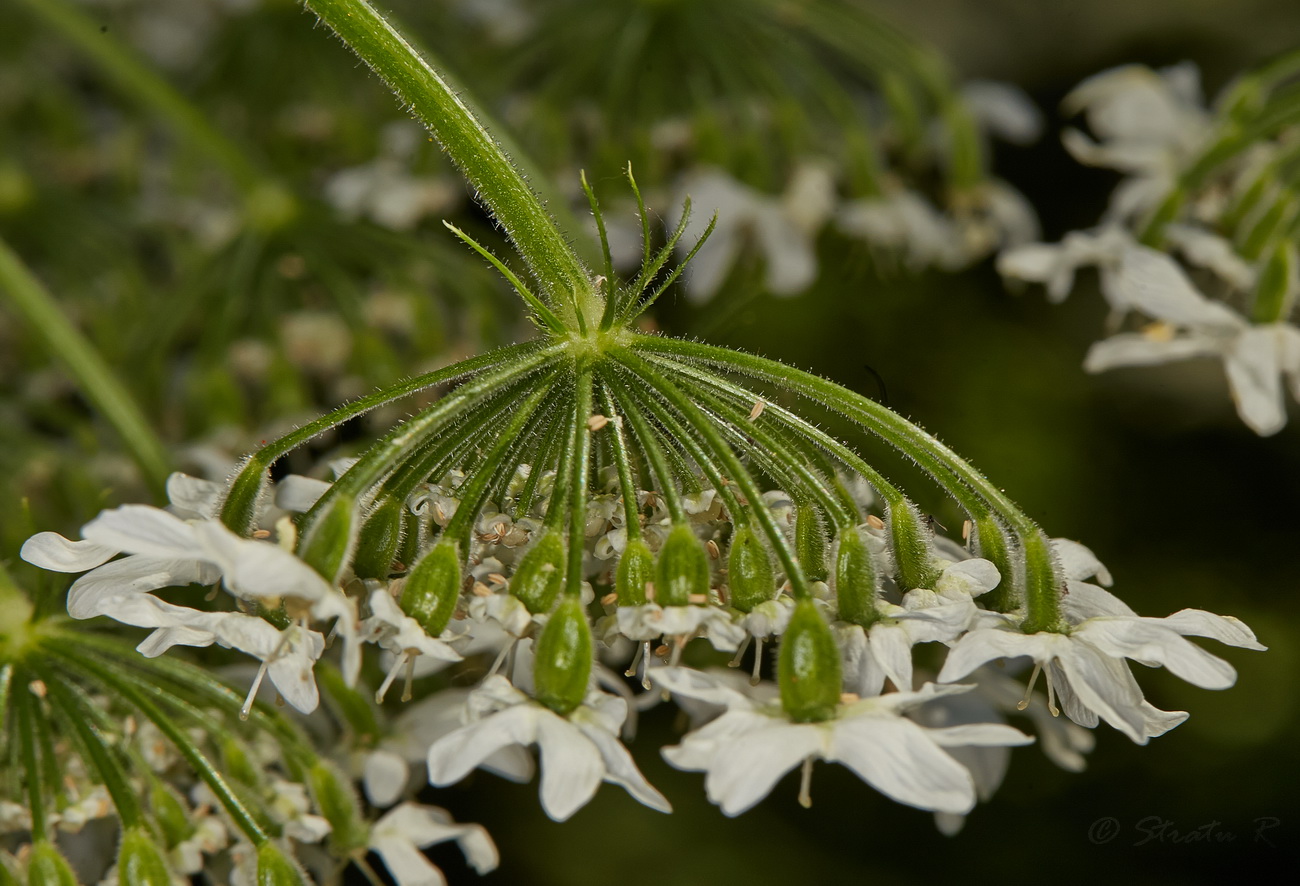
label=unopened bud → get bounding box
[117,827,174,886]
[727,525,775,612]
[255,841,310,886]
[794,505,828,582]
[351,496,405,580]
[399,539,462,637]
[149,782,193,847]
[307,760,368,855]
[834,527,879,628]
[972,516,1015,612]
[778,598,842,723]
[655,524,710,607]
[296,496,357,584]
[25,841,77,886]
[533,597,593,715]
[615,537,655,606]
[887,498,940,591]
[511,530,566,614]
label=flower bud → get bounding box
[149,782,193,847]
[615,537,655,606]
[833,527,878,628]
[727,525,775,612]
[25,841,77,886]
[350,495,405,580]
[655,524,710,607]
[220,736,260,787]
[887,498,940,591]
[307,759,368,855]
[533,596,593,715]
[794,505,828,582]
[972,516,1015,612]
[116,827,173,886]
[399,539,462,637]
[510,530,566,614]
[778,598,842,723]
[297,496,357,584]
[255,842,310,886]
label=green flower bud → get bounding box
[833,527,878,628]
[220,736,259,787]
[351,495,406,580]
[255,842,310,886]
[149,782,193,847]
[615,537,655,606]
[887,499,941,591]
[973,516,1016,612]
[533,596,592,715]
[727,525,775,612]
[778,598,842,723]
[655,524,710,607]
[399,539,463,637]
[1251,240,1297,324]
[117,827,173,886]
[297,496,357,584]
[795,505,828,582]
[25,841,77,886]
[1019,530,1065,635]
[510,530,566,614]
[315,661,381,747]
[307,759,368,855]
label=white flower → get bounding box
[654,668,1032,816]
[325,123,459,231]
[937,579,1266,743]
[22,498,361,685]
[1060,62,1211,221]
[361,588,463,703]
[837,558,999,697]
[673,164,835,301]
[1083,246,1300,435]
[368,803,498,886]
[997,224,1134,303]
[425,675,671,821]
[616,602,746,652]
[961,80,1044,146]
[837,190,966,270]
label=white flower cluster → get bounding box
[999,63,1300,435]
[21,463,1263,870]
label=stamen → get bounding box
[241,662,269,720]
[624,640,645,679]
[401,651,417,702]
[489,640,514,678]
[639,640,652,691]
[750,637,764,686]
[1044,665,1060,717]
[728,636,752,668]
[374,654,406,704]
[798,757,814,809]
[668,634,687,668]
[1016,662,1043,711]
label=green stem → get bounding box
[40,671,144,828]
[599,382,646,542]
[603,372,687,524]
[304,0,597,323]
[564,371,595,597]
[612,349,809,598]
[220,339,549,533]
[0,238,171,497]
[13,675,47,841]
[47,644,269,844]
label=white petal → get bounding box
[372,803,499,874]
[191,522,331,602]
[704,722,822,817]
[1062,580,1135,620]
[81,506,202,559]
[1084,333,1221,372]
[274,475,333,513]
[649,666,756,711]
[962,80,1043,144]
[1052,538,1113,586]
[1150,609,1265,650]
[867,623,915,691]
[426,705,539,788]
[937,628,1048,683]
[829,717,975,814]
[533,713,604,821]
[364,751,410,808]
[1076,619,1237,689]
[20,532,118,572]
[1054,642,1150,742]
[573,717,671,814]
[924,723,1035,749]
[936,559,1001,597]
[165,473,224,519]
[369,834,447,886]
[1224,327,1287,435]
[65,556,219,619]
[1110,247,1244,327]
